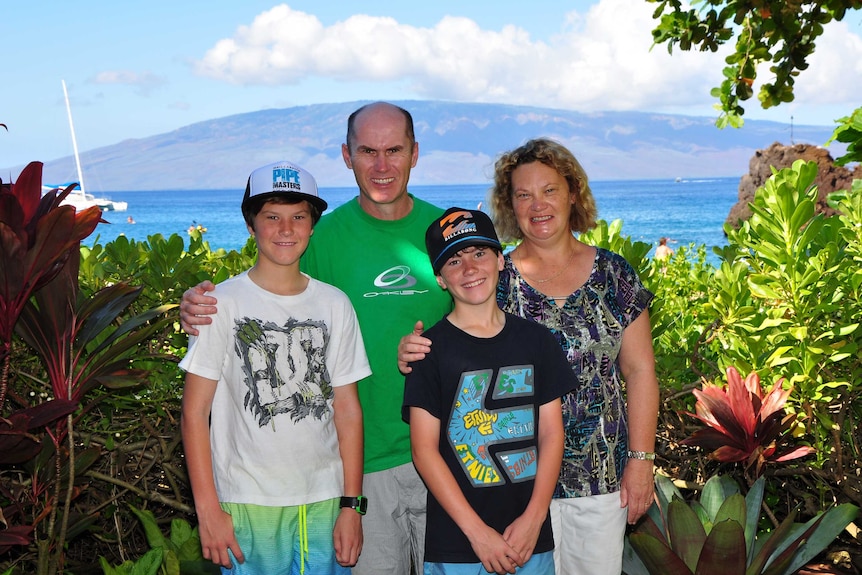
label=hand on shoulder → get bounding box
[180,280,218,335]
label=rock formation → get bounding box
[726,142,862,229]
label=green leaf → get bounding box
[668,499,707,570]
[163,549,180,575]
[781,504,859,574]
[695,519,746,575]
[129,505,170,552]
[169,518,193,549]
[701,476,740,522]
[130,548,163,575]
[714,493,746,528]
[739,484,762,566]
[629,533,695,575]
[99,556,130,575]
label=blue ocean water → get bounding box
[89,177,739,262]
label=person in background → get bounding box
[654,237,674,260]
[180,161,369,573]
[399,138,660,575]
[405,207,576,575]
[179,102,453,574]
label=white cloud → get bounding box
[194,0,862,116]
[90,71,167,96]
[790,19,862,104]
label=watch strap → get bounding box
[627,450,656,461]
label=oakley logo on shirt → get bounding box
[364,265,429,298]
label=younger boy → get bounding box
[402,208,577,575]
[180,161,371,574]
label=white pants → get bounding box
[551,492,627,575]
[351,462,427,575]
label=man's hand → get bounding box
[179,280,218,336]
[397,320,430,374]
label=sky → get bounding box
[3,0,862,170]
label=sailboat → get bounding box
[49,80,127,212]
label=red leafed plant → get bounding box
[1,159,174,573]
[0,161,102,389]
[0,160,102,560]
[680,366,814,478]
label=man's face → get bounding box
[342,104,418,217]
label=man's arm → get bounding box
[502,398,563,562]
[181,373,244,568]
[179,280,218,335]
[410,407,523,574]
[332,383,364,567]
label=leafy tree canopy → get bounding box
[648,0,862,128]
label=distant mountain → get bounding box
[8,100,837,191]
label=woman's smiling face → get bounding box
[510,161,575,243]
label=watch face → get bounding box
[341,496,368,515]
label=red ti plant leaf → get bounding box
[0,399,78,464]
[680,366,814,477]
[0,524,34,555]
[0,161,102,365]
[14,250,175,441]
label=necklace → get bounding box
[516,245,576,284]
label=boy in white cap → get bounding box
[402,208,576,575]
[180,161,371,574]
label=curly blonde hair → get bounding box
[489,138,597,243]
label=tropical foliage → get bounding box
[623,474,858,575]
[99,506,217,575]
[648,0,862,127]
[0,164,175,575]
[0,162,101,389]
[680,366,813,479]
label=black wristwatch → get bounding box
[339,495,368,515]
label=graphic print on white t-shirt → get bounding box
[234,316,333,428]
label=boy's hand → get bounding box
[502,512,544,564]
[198,508,244,568]
[467,523,524,574]
[333,508,363,566]
[179,280,217,335]
[397,321,430,374]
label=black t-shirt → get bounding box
[403,312,577,563]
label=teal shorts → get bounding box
[424,551,554,575]
[220,499,350,575]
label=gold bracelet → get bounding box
[627,450,655,461]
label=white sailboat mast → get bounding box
[62,79,86,196]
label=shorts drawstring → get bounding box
[298,504,308,574]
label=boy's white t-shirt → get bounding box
[179,271,371,506]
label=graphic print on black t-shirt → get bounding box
[448,365,537,487]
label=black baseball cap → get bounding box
[426,207,502,274]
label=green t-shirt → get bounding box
[302,195,452,473]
